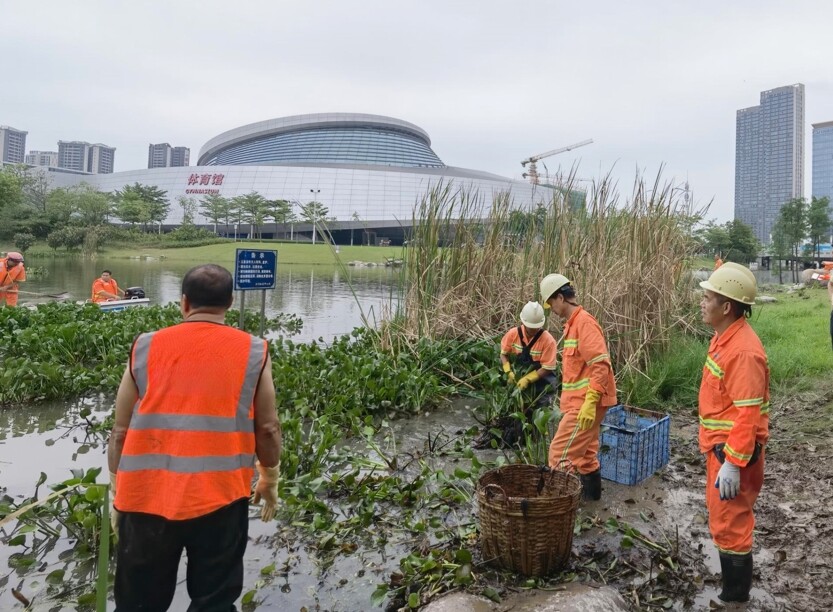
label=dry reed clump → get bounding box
[394,173,699,373]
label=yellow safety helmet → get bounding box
[519,301,545,328]
[699,263,756,305]
[539,273,571,309]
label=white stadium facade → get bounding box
[43,113,555,245]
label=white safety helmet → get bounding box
[519,301,546,328]
[539,273,571,309]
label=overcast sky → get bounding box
[2,0,832,221]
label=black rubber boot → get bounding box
[718,552,753,603]
[580,469,602,501]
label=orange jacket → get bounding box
[500,326,558,371]
[114,322,268,520]
[0,258,26,290]
[560,306,617,412]
[91,278,120,303]
[698,317,770,466]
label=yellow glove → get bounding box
[502,361,516,384]
[517,370,540,390]
[109,472,121,534]
[578,389,601,430]
[252,460,280,522]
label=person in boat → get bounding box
[0,251,26,307]
[92,269,125,303]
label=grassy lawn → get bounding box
[621,286,833,410]
[10,241,406,265]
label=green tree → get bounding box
[777,198,808,283]
[806,196,831,259]
[199,194,231,234]
[113,183,169,231]
[770,218,790,284]
[725,219,760,264]
[693,220,731,258]
[233,192,268,239]
[0,167,22,212]
[13,232,36,254]
[300,201,330,245]
[265,199,293,238]
[45,184,111,227]
[177,195,198,226]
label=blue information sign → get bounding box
[234,249,277,291]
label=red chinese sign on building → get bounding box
[186,173,224,195]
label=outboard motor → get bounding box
[124,287,146,300]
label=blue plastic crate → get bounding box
[598,405,670,485]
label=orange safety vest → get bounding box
[698,317,770,465]
[0,258,25,289]
[115,322,267,520]
[560,306,617,413]
[91,278,120,303]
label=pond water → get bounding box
[20,256,400,343]
[1,256,404,610]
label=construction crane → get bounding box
[521,139,593,185]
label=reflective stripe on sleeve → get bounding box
[564,339,578,348]
[723,443,752,462]
[586,353,609,365]
[760,402,770,415]
[562,378,590,391]
[732,397,763,407]
[699,416,734,430]
[705,356,724,379]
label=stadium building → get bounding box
[45,113,556,244]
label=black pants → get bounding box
[115,498,249,612]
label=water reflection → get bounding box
[21,256,400,342]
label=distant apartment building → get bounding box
[58,140,115,174]
[25,150,59,167]
[734,83,805,244]
[0,125,28,164]
[813,121,833,205]
[148,142,190,168]
[170,146,190,167]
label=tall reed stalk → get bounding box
[393,172,698,374]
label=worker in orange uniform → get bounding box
[714,254,724,270]
[91,269,125,303]
[540,274,616,501]
[698,262,769,604]
[0,251,26,307]
[500,301,559,404]
[107,264,282,611]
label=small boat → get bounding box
[98,297,150,312]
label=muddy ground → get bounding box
[461,385,833,612]
[572,386,833,612]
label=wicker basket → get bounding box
[477,464,581,577]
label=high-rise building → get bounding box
[148,142,190,168]
[25,150,59,167]
[148,143,172,168]
[58,140,115,173]
[58,141,91,172]
[812,121,833,205]
[0,126,28,164]
[89,143,115,174]
[170,146,190,167]
[734,83,805,244]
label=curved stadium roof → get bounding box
[197,113,445,169]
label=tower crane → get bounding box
[521,139,593,185]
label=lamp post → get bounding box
[309,188,320,245]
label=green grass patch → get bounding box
[619,287,833,411]
[9,240,406,265]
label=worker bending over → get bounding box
[0,252,26,307]
[699,262,769,604]
[540,274,616,501]
[500,301,558,404]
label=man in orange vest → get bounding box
[91,269,125,303]
[0,251,26,307]
[714,254,724,270]
[107,264,281,611]
[699,262,769,603]
[500,301,559,401]
[540,273,617,501]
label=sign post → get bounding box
[234,249,277,337]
